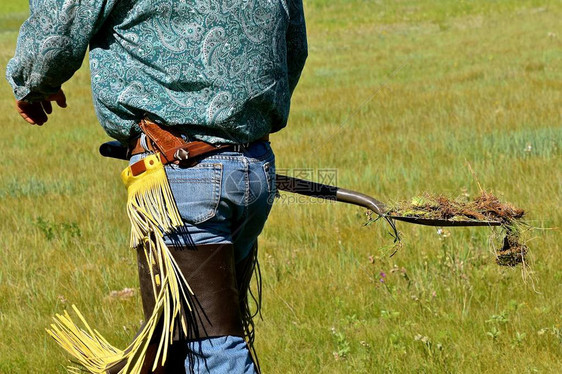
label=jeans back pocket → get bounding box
[166,163,223,224]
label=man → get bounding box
[7,0,307,372]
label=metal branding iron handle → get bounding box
[275,174,501,227]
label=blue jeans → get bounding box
[130,141,275,373]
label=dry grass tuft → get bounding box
[388,192,529,266]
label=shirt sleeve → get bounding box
[286,0,308,94]
[5,0,118,101]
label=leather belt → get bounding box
[128,120,269,164]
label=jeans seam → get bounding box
[243,157,249,220]
[212,164,222,222]
[202,155,271,162]
[167,163,220,171]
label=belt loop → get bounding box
[232,143,250,153]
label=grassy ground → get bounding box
[1,0,561,373]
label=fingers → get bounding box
[42,100,53,114]
[18,110,41,125]
[15,89,68,126]
[55,90,67,108]
[47,89,67,108]
[16,100,48,126]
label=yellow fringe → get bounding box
[47,154,192,373]
[121,154,183,248]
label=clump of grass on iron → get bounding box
[385,191,529,266]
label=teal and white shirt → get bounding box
[6,0,307,144]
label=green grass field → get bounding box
[1,1,561,373]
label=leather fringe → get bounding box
[47,154,191,373]
[237,243,263,373]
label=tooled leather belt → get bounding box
[128,119,269,165]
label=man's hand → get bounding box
[15,89,67,126]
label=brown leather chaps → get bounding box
[135,243,253,373]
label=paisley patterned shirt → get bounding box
[6,0,308,144]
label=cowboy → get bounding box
[7,1,307,372]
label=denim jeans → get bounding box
[129,140,275,373]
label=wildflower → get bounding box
[379,271,386,283]
[436,228,451,238]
